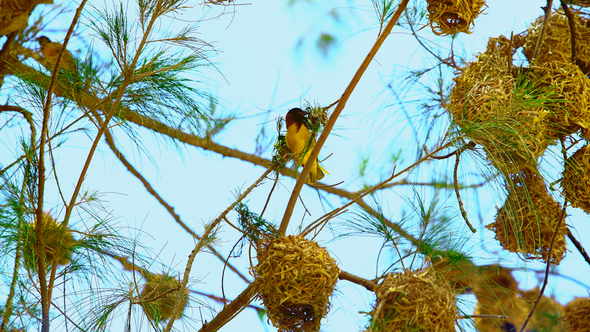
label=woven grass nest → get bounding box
[366,270,457,332]
[140,273,189,321]
[569,0,590,6]
[562,145,590,213]
[449,37,553,163]
[523,9,590,75]
[22,212,75,271]
[426,0,486,35]
[450,36,590,165]
[475,289,565,331]
[473,267,566,331]
[486,168,567,264]
[565,297,590,331]
[252,235,339,332]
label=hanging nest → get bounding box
[567,0,590,6]
[140,273,189,321]
[366,269,457,332]
[252,235,339,332]
[449,37,558,165]
[22,212,76,272]
[471,265,518,308]
[426,0,486,35]
[562,145,590,213]
[473,268,566,331]
[523,9,590,75]
[564,297,590,331]
[486,169,567,264]
[520,288,567,330]
[474,292,564,332]
[429,255,478,292]
[525,61,590,138]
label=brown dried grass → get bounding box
[565,297,590,331]
[426,0,486,35]
[562,145,590,213]
[140,273,189,321]
[486,169,567,264]
[22,212,75,271]
[366,270,457,332]
[523,9,590,75]
[474,268,566,331]
[252,235,339,332]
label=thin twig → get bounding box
[260,172,279,218]
[198,282,259,332]
[454,152,476,233]
[459,314,508,319]
[532,0,554,61]
[426,141,475,160]
[567,228,590,266]
[338,271,378,292]
[278,0,411,236]
[560,0,577,63]
[163,169,270,332]
[301,142,450,238]
[37,2,87,331]
[519,204,566,332]
[100,124,252,283]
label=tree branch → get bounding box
[278,0,411,236]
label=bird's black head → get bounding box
[36,36,51,46]
[285,108,308,127]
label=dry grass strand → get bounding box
[252,235,339,332]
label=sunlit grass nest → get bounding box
[252,235,339,332]
[140,273,189,321]
[568,0,590,6]
[471,265,518,307]
[426,0,486,35]
[523,9,590,75]
[366,269,457,332]
[449,38,557,163]
[474,293,564,332]
[564,297,590,331]
[429,255,478,292]
[486,169,567,264]
[22,212,75,272]
[562,145,590,213]
[473,267,565,331]
[526,61,590,138]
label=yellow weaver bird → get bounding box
[285,108,329,184]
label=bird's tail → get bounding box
[306,162,329,184]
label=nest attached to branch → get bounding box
[562,145,590,213]
[523,9,590,75]
[449,37,556,164]
[429,255,478,292]
[525,61,590,138]
[450,36,590,173]
[22,212,75,271]
[426,0,486,35]
[565,297,590,331]
[140,273,189,321]
[252,235,339,332]
[486,169,567,264]
[473,268,566,331]
[366,270,457,332]
[568,0,590,6]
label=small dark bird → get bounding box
[36,35,76,72]
[285,108,329,184]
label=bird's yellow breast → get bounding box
[286,122,313,166]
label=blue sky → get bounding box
[1,0,589,331]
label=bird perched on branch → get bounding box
[36,35,76,73]
[285,107,329,184]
